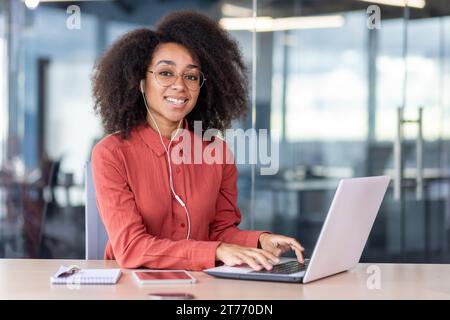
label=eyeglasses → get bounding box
[148,66,206,91]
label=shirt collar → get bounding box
[136,118,190,157]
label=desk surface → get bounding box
[1,259,450,300]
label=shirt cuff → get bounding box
[241,230,272,248]
[189,240,222,271]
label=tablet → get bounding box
[132,270,197,285]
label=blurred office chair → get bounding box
[85,160,108,260]
[25,157,62,258]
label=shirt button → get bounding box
[180,223,185,228]
[176,167,181,174]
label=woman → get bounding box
[91,11,304,271]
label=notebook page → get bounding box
[50,268,121,284]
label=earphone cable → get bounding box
[141,89,191,239]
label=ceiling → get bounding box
[41,0,450,21]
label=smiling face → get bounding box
[143,42,201,133]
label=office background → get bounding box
[0,0,449,263]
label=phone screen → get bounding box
[135,271,192,281]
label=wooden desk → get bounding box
[1,259,450,300]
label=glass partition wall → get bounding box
[0,0,449,263]
[250,0,450,263]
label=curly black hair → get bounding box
[92,11,249,139]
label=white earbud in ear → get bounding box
[140,80,144,94]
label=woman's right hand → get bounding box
[215,243,280,271]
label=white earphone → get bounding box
[140,80,191,240]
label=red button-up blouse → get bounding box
[92,120,266,271]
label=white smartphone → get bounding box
[132,270,197,285]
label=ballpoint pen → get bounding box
[56,265,81,278]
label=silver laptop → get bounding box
[204,176,390,284]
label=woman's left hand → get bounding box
[258,233,305,264]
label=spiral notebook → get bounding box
[50,265,122,285]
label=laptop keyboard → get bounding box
[250,260,309,275]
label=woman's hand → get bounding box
[215,243,280,271]
[258,233,305,264]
